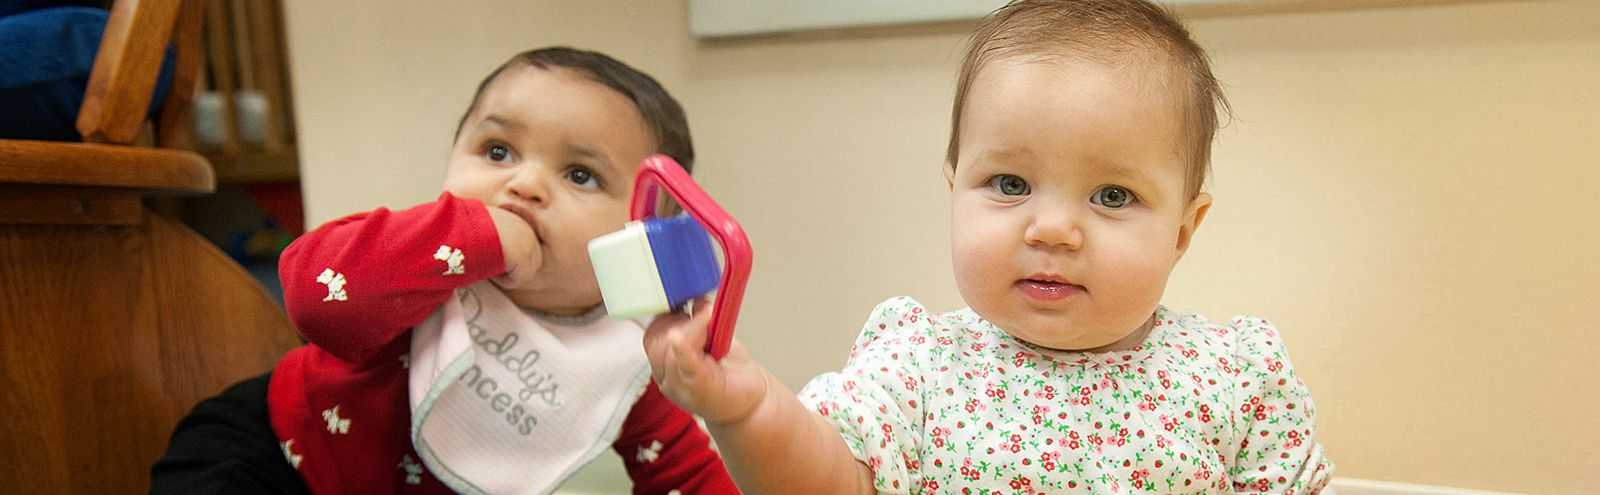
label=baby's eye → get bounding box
[1091,185,1136,208]
[567,167,601,190]
[986,174,1030,197]
[485,143,512,163]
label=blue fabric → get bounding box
[0,0,104,18]
[0,6,173,141]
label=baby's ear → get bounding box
[1176,192,1212,261]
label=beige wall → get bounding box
[284,1,1598,493]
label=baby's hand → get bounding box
[644,299,770,425]
[487,206,542,288]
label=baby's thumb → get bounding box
[665,303,714,376]
[643,312,687,380]
[646,303,719,407]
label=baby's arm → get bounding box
[643,303,875,495]
[279,192,538,366]
[1225,317,1333,493]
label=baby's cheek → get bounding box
[441,177,492,204]
[568,220,615,274]
[952,237,1003,282]
[1097,249,1172,314]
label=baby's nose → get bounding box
[505,168,549,204]
[1025,208,1084,250]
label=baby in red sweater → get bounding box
[268,47,737,495]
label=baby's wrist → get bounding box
[705,367,773,428]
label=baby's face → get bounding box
[947,56,1210,351]
[444,65,655,315]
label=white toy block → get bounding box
[587,222,671,319]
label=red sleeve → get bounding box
[614,383,741,494]
[278,192,505,367]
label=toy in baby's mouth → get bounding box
[588,155,751,360]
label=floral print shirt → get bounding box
[799,297,1332,494]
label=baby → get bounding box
[269,47,736,494]
[645,1,1331,493]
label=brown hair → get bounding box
[455,47,695,173]
[946,0,1229,199]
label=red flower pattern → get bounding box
[797,298,1331,493]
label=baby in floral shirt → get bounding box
[642,0,1332,493]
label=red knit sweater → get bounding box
[267,193,738,494]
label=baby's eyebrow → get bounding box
[477,114,526,134]
[1094,161,1152,185]
[973,147,1037,167]
[568,144,616,174]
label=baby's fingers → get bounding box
[642,312,686,380]
[644,300,715,402]
[665,304,713,380]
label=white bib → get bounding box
[408,282,651,495]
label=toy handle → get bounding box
[630,155,751,360]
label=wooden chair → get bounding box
[198,0,302,183]
[0,0,301,491]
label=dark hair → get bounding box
[454,47,695,173]
[948,0,1230,199]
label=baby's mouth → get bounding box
[498,203,545,244]
[1015,275,1086,302]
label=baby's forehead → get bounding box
[977,56,1188,124]
[469,68,640,128]
[483,65,616,102]
[994,46,1189,94]
[995,54,1195,132]
[967,60,1193,173]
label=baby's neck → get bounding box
[523,304,607,326]
[1030,313,1157,354]
[1087,315,1156,353]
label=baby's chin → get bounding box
[495,282,604,317]
[991,314,1146,353]
[1011,330,1130,353]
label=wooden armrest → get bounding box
[0,139,214,194]
[78,0,182,145]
